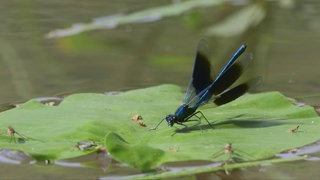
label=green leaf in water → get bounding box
[0,84,319,172]
[106,132,166,171]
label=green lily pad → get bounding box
[0,84,319,172]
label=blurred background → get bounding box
[0,0,319,105]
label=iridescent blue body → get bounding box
[151,41,253,130]
[166,104,195,126]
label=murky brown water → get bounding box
[0,0,320,179]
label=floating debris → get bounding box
[169,146,180,153]
[132,114,143,121]
[75,140,98,151]
[131,114,147,127]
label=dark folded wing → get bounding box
[184,39,213,103]
[190,45,251,108]
[209,46,250,95]
[213,76,262,105]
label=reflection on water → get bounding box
[0,0,320,179]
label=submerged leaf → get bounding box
[46,0,225,38]
[205,4,266,37]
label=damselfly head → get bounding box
[166,115,177,127]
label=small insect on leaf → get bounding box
[7,126,16,143]
[288,125,300,133]
[211,143,252,164]
[75,140,98,151]
[288,148,299,154]
[6,126,29,143]
[131,114,147,127]
[169,146,180,152]
[223,143,234,154]
[212,143,233,160]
